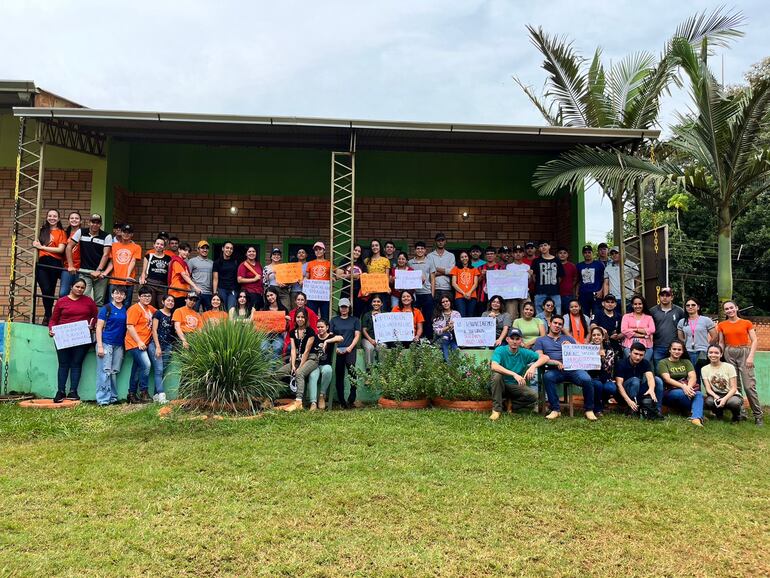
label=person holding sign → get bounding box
[289,248,308,309]
[263,247,291,310]
[534,317,597,421]
[392,291,424,347]
[615,342,664,418]
[276,309,317,412]
[504,245,532,321]
[49,278,98,403]
[306,242,332,320]
[361,296,387,368]
[477,246,502,316]
[659,339,704,427]
[94,286,128,406]
[562,299,591,344]
[489,328,549,421]
[450,250,480,318]
[408,241,435,340]
[330,298,362,408]
[389,252,414,309]
[432,296,461,361]
[483,295,512,348]
[256,287,289,359]
[125,286,158,404]
[587,327,617,417]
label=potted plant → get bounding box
[432,350,493,412]
[173,321,283,416]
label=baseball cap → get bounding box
[112,222,124,230]
[89,213,102,222]
[525,241,536,248]
[313,241,325,250]
[122,224,134,233]
[498,245,511,253]
[610,246,620,253]
[598,242,609,249]
[660,287,673,295]
[338,297,351,307]
[512,244,525,252]
[186,292,199,300]
[197,240,210,248]
[271,247,282,254]
[158,231,169,238]
[582,244,593,252]
[603,294,617,302]
[507,328,523,338]
[434,232,447,241]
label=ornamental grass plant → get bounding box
[174,321,283,414]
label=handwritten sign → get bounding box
[562,343,601,371]
[395,269,423,290]
[251,310,287,333]
[52,320,92,350]
[273,262,303,284]
[302,279,330,302]
[453,317,496,347]
[487,269,529,300]
[360,273,390,295]
[373,312,414,343]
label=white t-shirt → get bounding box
[701,362,740,398]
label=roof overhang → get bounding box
[13,107,659,154]
[0,81,37,108]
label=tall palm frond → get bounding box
[607,52,656,126]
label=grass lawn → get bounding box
[0,404,768,577]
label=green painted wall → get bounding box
[104,139,131,226]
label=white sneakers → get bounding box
[153,392,168,404]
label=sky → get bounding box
[2,0,767,241]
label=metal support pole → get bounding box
[329,134,356,313]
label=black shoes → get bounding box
[53,391,66,403]
[127,392,140,404]
[139,391,151,404]
[66,391,80,401]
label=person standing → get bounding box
[489,328,548,421]
[531,240,563,315]
[59,211,82,298]
[334,244,366,317]
[151,294,176,403]
[213,241,239,312]
[557,246,578,315]
[305,241,331,320]
[470,245,485,268]
[427,233,456,305]
[384,241,398,268]
[388,252,413,310]
[718,301,763,426]
[124,286,157,404]
[596,242,611,268]
[236,246,265,311]
[621,295,656,362]
[188,240,214,312]
[139,236,172,309]
[602,246,638,310]
[576,244,604,317]
[677,297,717,384]
[523,241,537,265]
[408,241,435,339]
[290,247,308,309]
[103,224,142,306]
[48,278,98,402]
[94,286,128,406]
[66,213,112,307]
[363,239,391,312]
[476,246,502,317]
[450,250,480,318]
[168,243,201,310]
[33,209,67,324]
[649,287,685,369]
[505,245,531,321]
[329,298,361,408]
[591,294,623,355]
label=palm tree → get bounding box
[516,7,744,248]
[531,37,770,307]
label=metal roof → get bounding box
[13,107,659,154]
[0,81,37,108]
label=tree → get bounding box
[532,38,770,309]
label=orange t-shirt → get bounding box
[450,266,481,299]
[38,229,68,261]
[392,306,425,331]
[173,306,203,333]
[125,303,156,350]
[168,260,190,298]
[307,259,331,280]
[718,318,754,347]
[110,241,142,286]
[67,230,81,269]
[202,310,228,325]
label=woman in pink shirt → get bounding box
[621,295,656,362]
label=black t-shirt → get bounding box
[290,327,316,358]
[593,310,622,339]
[313,332,335,366]
[153,309,175,349]
[616,357,653,381]
[146,253,171,283]
[213,258,239,291]
[532,257,564,295]
[74,227,110,270]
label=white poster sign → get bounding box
[453,317,496,347]
[394,269,423,290]
[487,269,529,300]
[52,320,93,350]
[302,279,331,302]
[562,343,601,371]
[373,312,414,343]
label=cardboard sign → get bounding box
[302,279,330,302]
[52,320,92,350]
[394,269,423,290]
[373,312,414,343]
[273,262,303,284]
[562,343,601,371]
[453,317,496,347]
[251,310,287,333]
[360,273,390,295]
[487,269,529,300]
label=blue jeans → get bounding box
[96,343,124,405]
[455,297,477,318]
[578,292,601,318]
[148,341,170,394]
[59,270,79,297]
[308,300,329,322]
[196,293,213,312]
[621,376,664,412]
[129,348,152,394]
[560,294,574,316]
[261,334,285,360]
[543,368,594,412]
[688,351,706,385]
[652,346,670,372]
[591,378,617,413]
[438,336,458,361]
[415,293,434,339]
[624,347,654,364]
[535,294,561,316]
[663,388,704,420]
[218,288,238,312]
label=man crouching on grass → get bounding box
[489,328,549,421]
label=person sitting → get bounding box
[483,295,512,348]
[432,295,461,361]
[562,299,590,344]
[587,326,616,417]
[489,328,549,421]
[615,342,664,419]
[392,290,424,348]
[512,300,544,349]
[276,308,317,412]
[534,317,597,421]
[701,344,743,423]
[360,295,387,368]
[659,339,704,427]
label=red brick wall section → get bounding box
[120,191,572,259]
[0,167,92,316]
[753,318,770,351]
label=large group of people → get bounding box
[35,211,763,426]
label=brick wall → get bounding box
[0,167,92,315]
[753,318,770,351]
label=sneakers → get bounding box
[309,402,317,411]
[545,411,561,420]
[283,400,303,412]
[585,411,598,421]
[756,418,765,427]
[66,391,80,401]
[126,392,140,404]
[318,395,326,410]
[691,418,704,427]
[153,392,168,404]
[53,391,66,404]
[489,411,501,421]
